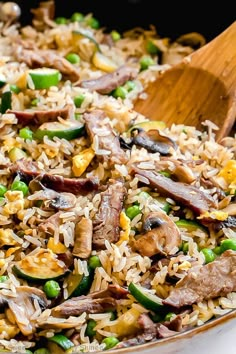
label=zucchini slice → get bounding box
[0,91,12,114]
[175,219,207,233]
[128,282,164,312]
[48,334,74,351]
[28,68,61,89]
[72,30,101,52]
[34,121,85,141]
[67,266,94,298]
[13,249,68,281]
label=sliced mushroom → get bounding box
[133,211,181,257]
[73,217,93,258]
[0,286,48,336]
[155,158,196,183]
[176,32,206,49]
[132,129,177,155]
[29,179,77,210]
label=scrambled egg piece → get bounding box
[3,191,24,215]
[198,210,228,221]
[72,147,95,177]
[218,160,236,189]
[0,316,19,339]
[116,211,131,245]
[0,229,18,247]
[47,237,67,254]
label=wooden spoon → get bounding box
[134,21,236,141]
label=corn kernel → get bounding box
[72,148,95,177]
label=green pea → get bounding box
[10,84,21,94]
[85,319,97,337]
[159,170,171,178]
[102,336,119,350]
[112,86,128,99]
[220,239,236,253]
[88,255,101,269]
[0,275,9,282]
[25,350,33,354]
[180,241,189,254]
[125,205,141,220]
[201,248,216,264]
[86,17,100,29]
[124,80,136,92]
[74,94,85,108]
[164,312,175,321]
[55,17,67,24]
[43,280,60,298]
[34,349,50,354]
[140,56,155,70]
[213,246,221,255]
[31,98,39,106]
[146,40,161,55]
[0,184,7,197]
[19,127,33,141]
[71,12,84,22]
[65,53,80,64]
[11,180,29,196]
[111,30,121,42]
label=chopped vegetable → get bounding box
[72,147,95,177]
[127,120,166,136]
[34,121,85,141]
[85,319,97,337]
[74,94,85,107]
[55,17,67,24]
[112,86,128,99]
[128,282,163,312]
[65,53,80,64]
[8,147,27,162]
[13,249,68,281]
[34,349,50,354]
[88,255,101,269]
[86,16,100,29]
[48,333,74,350]
[92,51,118,73]
[43,280,60,298]
[0,91,12,113]
[125,205,141,220]
[102,336,119,350]
[175,219,207,233]
[19,127,33,141]
[10,84,20,94]
[71,12,84,22]
[220,239,236,253]
[0,73,6,88]
[0,184,7,197]
[67,266,94,298]
[28,68,61,89]
[146,40,161,55]
[0,275,9,282]
[11,180,28,196]
[201,248,216,264]
[111,30,121,41]
[139,55,155,70]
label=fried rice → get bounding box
[0,1,235,353]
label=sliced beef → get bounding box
[52,296,117,317]
[163,250,236,308]
[83,109,127,165]
[156,324,180,339]
[10,160,99,195]
[38,211,62,233]
[7,105,72,125]
[131,165,217,215]
[92,179,126,249]
[137,313,158,341]
[14,46,80,82]
[134,211,181,257]
[80,65,138,94]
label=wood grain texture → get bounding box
[134,21,236,141]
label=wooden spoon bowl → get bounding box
[134,21,236,141]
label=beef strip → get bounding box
[87,284,129,300]
[156,324,180,339]
[52,296,117,317]
[83,109,127,165]
[92,179,126,249]
[38,211,62,233]
[7,105,72,125]
[133,211,181,257]
[163,250,236,308]
[131,165,217,215]
[10,160,99,195]
[14,46,80,82]
[80,65,138,94]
